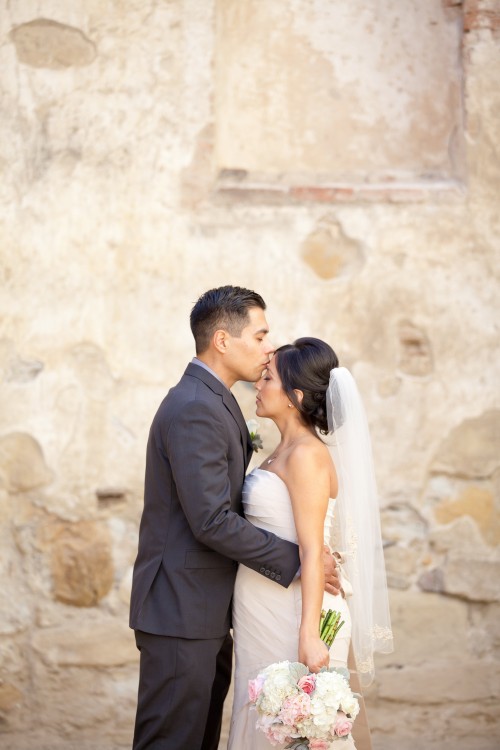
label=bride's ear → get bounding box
[293,388,304,406]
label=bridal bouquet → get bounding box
[248,610,357,747]
[248,660,359,748]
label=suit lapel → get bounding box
[185,363,253,466]
[222,389,254,466]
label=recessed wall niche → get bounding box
[214,0,465,200]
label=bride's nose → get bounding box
[254,379,262,391]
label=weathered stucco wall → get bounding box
[0,1,499,749]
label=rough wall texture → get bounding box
[0,1,499,749]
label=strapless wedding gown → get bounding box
[228,468,356,750]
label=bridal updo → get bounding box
[274,337,339,434]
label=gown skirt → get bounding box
[228,468,356,750]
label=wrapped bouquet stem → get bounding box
[319,609,344,649]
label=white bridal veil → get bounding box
[325,367,393,686]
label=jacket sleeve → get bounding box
[165,398,300,587]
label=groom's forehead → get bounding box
[246,307,269,333]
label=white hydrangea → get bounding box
[257,661,300,715]
[295,717,328,740]
[308,671,358,732]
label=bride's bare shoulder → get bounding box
[286,438,337,494]
[287,437,331,474]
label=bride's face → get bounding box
[254,356,290,418]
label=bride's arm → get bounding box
[286,445,330,673]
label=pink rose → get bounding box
[297,673,317,694]
[309,740,329,750]
[279,693,311,725]
[248,675,265,703]
[332,711,353,737]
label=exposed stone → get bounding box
[418,567,445,593]
[377,590,470,667]
[118,565,133,607]
[69,343,115,398]
[464,0,500,34]
[384,544,418,589]
[31,619,137,667]
[378,660,500,703]
[45,521,114,607]
[10,20,96,70]
[0,639,26,676]
[442,552,500,602]
[3,356,44,383]
[367,697,500,748]
[107,519,139,574]
[434,484,500,547]
[27,660,137,738]
[301,220,364,280]
[429,516,484,555]
[431,410,500,479]
[215,0,464,181]
[181,124,215,208]
[377,375,402,398]
[0,577,33,635]
[380,503,428,546]
[0,682,23,711]
[397,320,433,376]
[0,433,53,493]
[96,487,128,507]
[470,602,500,655]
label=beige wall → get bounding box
[0,1,499,749]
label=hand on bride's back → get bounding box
[299,634,330,673]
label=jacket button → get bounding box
[265,569,270,576]
[275,575,281,581]
[260,567,265,573]
[270,571,276,579]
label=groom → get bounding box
[130,286,339,750]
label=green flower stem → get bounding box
[319,609,345,649]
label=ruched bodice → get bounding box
[243,468,336,545]
[228,469,355,750]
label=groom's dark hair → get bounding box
[190,285,266,354]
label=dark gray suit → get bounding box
[130,363,300,749]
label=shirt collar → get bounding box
[191,357,230,391]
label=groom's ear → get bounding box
[213,329,228,354]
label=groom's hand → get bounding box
[323,546,342,596]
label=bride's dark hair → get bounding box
[274,337,339,434]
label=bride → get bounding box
[228,337,393,749]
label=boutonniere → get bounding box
[246,419,263,452]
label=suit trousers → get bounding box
[133,630,233,750]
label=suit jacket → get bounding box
[129,363,300,639]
